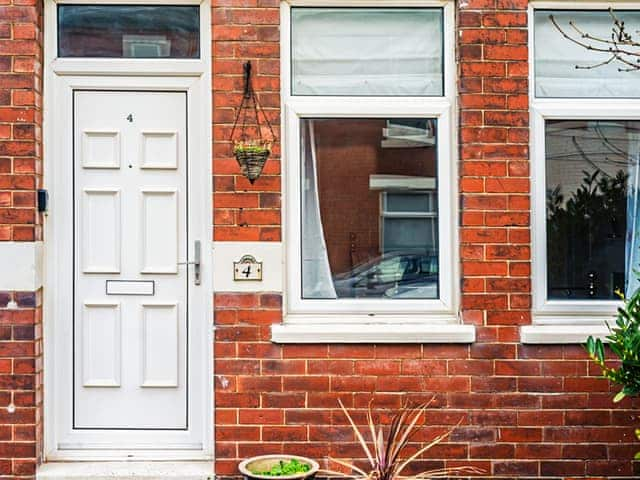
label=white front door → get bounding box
[74,91,189,429]
[48,82,210,457]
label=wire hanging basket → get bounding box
[229,61,277,184]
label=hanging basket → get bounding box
[230,61,277,184]
[233,140,272,184]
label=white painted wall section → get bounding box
[0,242,43,291]
[212,242,282,292]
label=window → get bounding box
[301,118,439,300]
[534,10,640,98]
[57,5,200,58]
[291,8,443,96]
[545,120,638,301]
[274,2,472,343]
[526,5,640,343]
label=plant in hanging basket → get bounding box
[233,140,272,184]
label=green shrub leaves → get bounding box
[586,288,640,402]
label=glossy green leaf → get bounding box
[596,340,605,363]
[613,391,626,403]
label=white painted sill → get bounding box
[37,462,213,480]
[271,323,475,343]
[520,324,610,344]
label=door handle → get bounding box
[178,240,201,285]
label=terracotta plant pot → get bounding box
[239,454,319,480]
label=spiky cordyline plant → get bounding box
[321,399,483,480]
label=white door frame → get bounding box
[42,0,212,461]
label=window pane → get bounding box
[58,5,199,58]
[535,10,640,98]
[546,120,640,300]
[301,118,439,300]
[291,8,444,96]
[385,193,436,213]
[383,218,438,252]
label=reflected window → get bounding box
[381,192,438,254]
[57,5,200,58]
[301,118,439,299]
[545,120,640,299]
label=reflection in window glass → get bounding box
[291,8,444,96]
[382,193,438,254]
[535,10,640,98]
[301,118,439,299]
[58,5,199,58]
[546,120,640,300]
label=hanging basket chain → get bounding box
[229,61,276,184]
[229,61,276,145]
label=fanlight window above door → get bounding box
[57,5,200,58]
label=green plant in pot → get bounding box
[239,455,319,480]
[586,287,640,457]
[233,140,272,184]
[323,399,483,479]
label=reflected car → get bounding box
[384,280,438,299]
[332,252,438,299]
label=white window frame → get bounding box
[273,0,475,343]
[524,1,640,343]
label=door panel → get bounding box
[73,91,188,430]
[141,189,179,273]
[81,188,121,273]
[141,303,180,388]
[81,302,121,388]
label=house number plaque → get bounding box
[233,255,263,281]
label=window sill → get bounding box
[271,322,475,344]
[520,324,610,344]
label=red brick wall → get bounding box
[214,293,639,478]
[0,0,43,478]
[212,0,281,243]
[0,292,42,478]
[213,0,639,479]
[0,1,42,243]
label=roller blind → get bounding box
[535,10,640,98]
[291,8,444,96]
